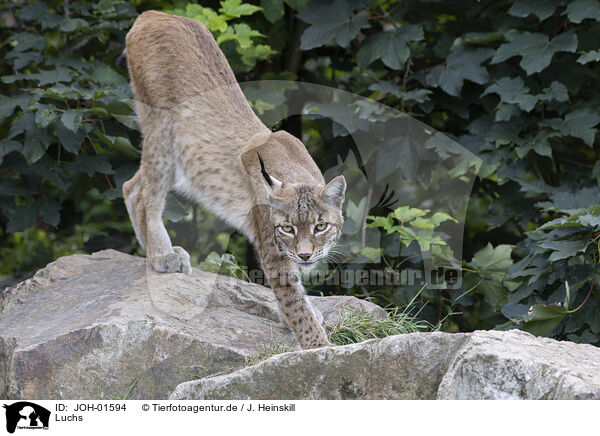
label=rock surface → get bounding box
[2,250,600,400]
[171,330,600,400]
[0,250,383,400]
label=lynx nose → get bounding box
[298,253,312,261]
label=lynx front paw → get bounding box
[150,246,192,275]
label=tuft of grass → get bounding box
[244,307,430,366]
[245,339,297,366]
[325,308,430,346]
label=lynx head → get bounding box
[259,155,346,266]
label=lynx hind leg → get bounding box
[123,169,147,250]
[138,143,192,275]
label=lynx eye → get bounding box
[314,223,328,233]
[280,225,295,234]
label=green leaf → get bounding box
[577,50,600,64]
[472,243,514,272]
[491,30,578,75]
[261,0,285,22]
[515,129,558,158]
[539,239,587,261]
[564,0,600,23]
[61,109,84,133]
[357,25,423,70]
[200,7,229,32]
[9,112,49,164]
[410,212,456,229]
[540,108,600,146]
[219,0,262,18]
[90,65,127,85]
[508,0,557,20]
[397,226,417,242]
[0,94,31,124]
[494,104,520,121]
[16,2,49,21]
[298,0,369,50]
[482,77,537,111]
[40,198,60,227]
[470,243,514,307]
[232,23,263,48]
[539,211,600,230]
[375,134,426,182]
[94,130,140,158]
[7,51,43,70]
[72,154,114,176]
[540,188,600,213]
[392,206,428,222]
[112,114,138,130]
[106,99,135,116]
[167,4,229,32]
[9,32,46,52]
[367,215,394,232]
[32,67,72,85]
[410,217,435,229]
[216,26,237,45]
[94,0,116,13]
[426,47,494,97]
[538,81,569,102]
[34,104,58,128]
[60,18,89,32]
[360,247,382,259]
[520,303,569,336]
[429,212,459,226]
[6,203,38,233]
[87,106,109,117]
[24,131,48,164]
[56,121,84,154]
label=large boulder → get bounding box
[0,250,384,400]
[3,250,599,400]
[171,330,600,400]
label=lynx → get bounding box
[122,11,346,349]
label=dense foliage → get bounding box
[1,0,599,345]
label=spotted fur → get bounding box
[122,11,346,349]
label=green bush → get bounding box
[293,0,600,344]
[0,0,140,276]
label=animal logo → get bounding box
[2,402,50,434]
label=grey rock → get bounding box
[4,250,599,400]
[171,332,468,400]
[437,329,600,399]
[0,250,383,400]
[171,330,600,400]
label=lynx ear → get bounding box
[258,153,283,198]
[321,175,346,208]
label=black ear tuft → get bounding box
[258,153,273,187]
